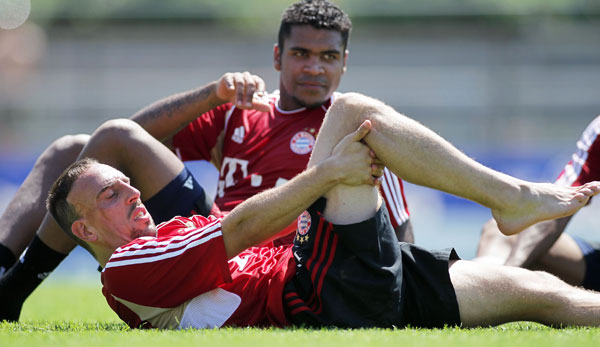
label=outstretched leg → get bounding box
[312,93,599,234]
[302,93,600,328]
[450,260,600,327]
[0,135,88,260]
[0,134,88,322]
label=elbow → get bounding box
[221,215,262,259]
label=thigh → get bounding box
[81,119,184,199]
[449,260,558,327]
[533,233,585,286]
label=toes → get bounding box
[589,182,600,194]
[580,182,600,196]
[577,193,592,204]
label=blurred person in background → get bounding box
[0,0,411,322]
[476,116,600,291]
[0,23,46,151]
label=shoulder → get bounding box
[112,216,222,255]
[155,215,222,236]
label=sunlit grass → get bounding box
[2,281,599,347]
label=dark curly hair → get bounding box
[278,0,352,51]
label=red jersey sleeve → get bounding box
[102,215,231,308]
[172,103,232,161]
[556,116,600,186]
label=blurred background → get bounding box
[1,0,600,280]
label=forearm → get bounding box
[130,81,224,142]
[221,160,341,258]
[505,216,572,267]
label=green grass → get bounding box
[2,280,600,346]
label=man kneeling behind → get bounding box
[48,93,600,329]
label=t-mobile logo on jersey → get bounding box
[218,157,249,197]
[231,126,245,144]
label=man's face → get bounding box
[274,25,348,110]
[68,163,156,251]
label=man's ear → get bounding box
[273,43,282,71]
[71,219,97,243]
[342,49,349,74]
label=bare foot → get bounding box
[492,181,600,235]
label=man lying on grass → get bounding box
[47,93,600,329]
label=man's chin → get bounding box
[133,225,157,239]
[294,96,330,109]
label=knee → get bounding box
[500,269,571,324]
[526,270,572,311]
[531,270,562,285]
[331,92,393,125]
[334,92,370,108]
[517,269,565,295]
[40,134,90,164]
[92,119,144,145]
[331,93,376,120]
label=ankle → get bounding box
[0,243,17,276]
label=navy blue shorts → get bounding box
[143,168,214,223]
[572,236,600,291]
[283,198,461,328]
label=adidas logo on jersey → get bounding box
[230,255,249,271]
[183,176,194,190]
[232,126,244,144]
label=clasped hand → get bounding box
[330,120,385,186]
[216,72,271,112]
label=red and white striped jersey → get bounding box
[101,215,295,329]
[172,91,410,243]
[556,116,600,187]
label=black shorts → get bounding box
[143,168,215,223]
[283,198,461,328]
[572,236,600,291]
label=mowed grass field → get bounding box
[2,280,600,347]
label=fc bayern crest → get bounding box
[297,211,311,236]
[290,131,315,155]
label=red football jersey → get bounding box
[172,91,410,240]
[556,116,600,187]
[101,215,295,329]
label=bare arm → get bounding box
[220,121,382,259]
[130,82,222,144]
[504,215,572,267]
[130,72,269,145]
